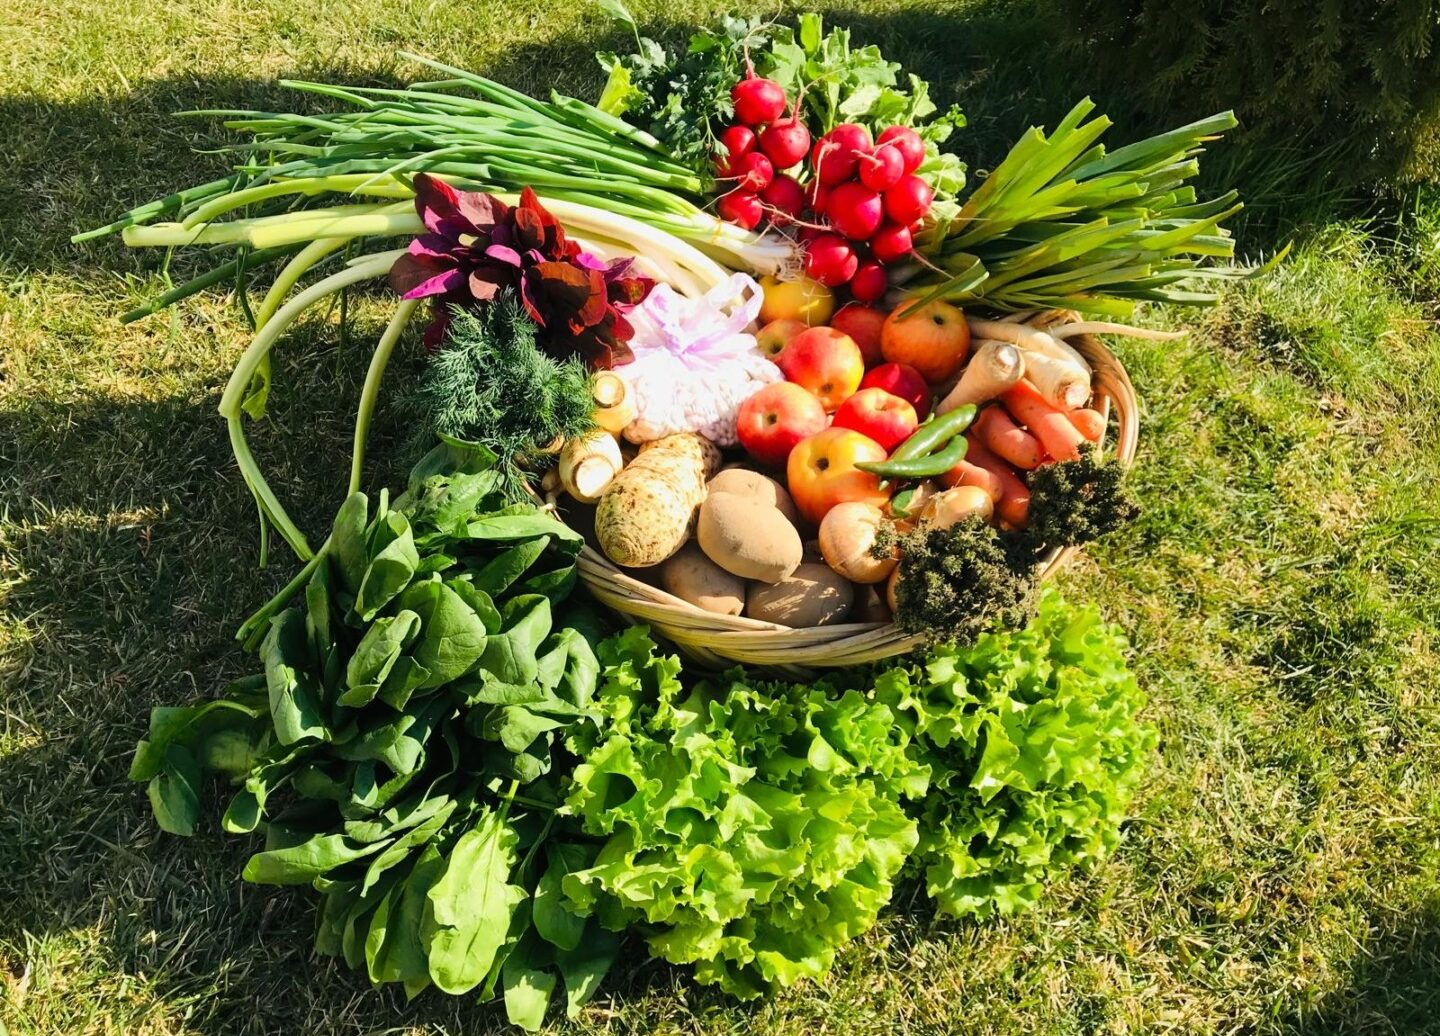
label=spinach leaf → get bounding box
[422,809,527,994]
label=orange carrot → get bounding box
[964,433,1030,528]
[1000,380,1085,462]
[1066,407,1106,442]
[942,457,1004,502]
[973,404,1044,470]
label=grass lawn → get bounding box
[3,1,1440,1033]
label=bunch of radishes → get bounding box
[714,73,935,304]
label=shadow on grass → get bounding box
[1275,905,1440,1035]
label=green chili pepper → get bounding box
[858,434,969,479]
[888,404,977,462]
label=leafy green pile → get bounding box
[556,595,1153,997]
[874,589,1157,916]
[598,9,965,197]
[131,448,618,1030]
[409,296,596,500]
[134,465,1153,1016]
[562,627,927,999]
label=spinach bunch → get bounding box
[131,446,618,1030]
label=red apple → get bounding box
[737,382,829,468]
[755,317,807,359]
[830,303,886,366]
[776,326,865,412]
[880,298,971,383]
[787,427,891,526]
[860,362,932,419]
[831,388,919,453]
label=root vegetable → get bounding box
[591,371,636,435]
[558,430,624,503]
[937,340,1025,413]
[922,485,995,529]
[707,468,801,527]
[965,433,1031,529]
[595,432,719,567]
[966,318,1091,375]
[1000,380,1086,463]
[697,494,803,583]
[660,544,747,616]
[746,563,854,628]
[889,479,943,520]
[1020,350,1091,410]
[1067,407,1107,442]
[818,502,898,584]
[974,406,1044,469]
[941,458,1004,503]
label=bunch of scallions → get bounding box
[76,55,794,566]
[905,100,1285,315]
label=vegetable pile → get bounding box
[90,6,1254,1027]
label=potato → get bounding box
[697,493,803,583]
[746,563,855,628]
[706,468,801,527]
[818,501,897,584]
[660,544,747,616]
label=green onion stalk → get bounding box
[906,100,1286,317]
[76,53,797,321]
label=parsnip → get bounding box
[1021,349,1091,410]
[559,430,624,503]
[966,318,1091,375]
[937,340,1025,413]
[591,371,637,436]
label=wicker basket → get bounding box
[571,312,1138,676]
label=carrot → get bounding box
[964,433,1030,529]
[941,457,1004,501]
[973,404,1044,470]
[1066,407,1106,442]
[1000,380,1086,463]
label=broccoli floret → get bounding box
[1017,444,1139,558]
[893,518,1038,642]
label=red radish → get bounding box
[812,123,874,184]
[760,174,806,224]
[849,261,888,302]
[877,125,926,174]
[858,146,905,191]
[759,118,811,170]
[797,224,826,243]
[830,122,873,152]
[732,152,774,193]
[883,174,935,225]
[870,222,914,263]
[804,233,859,286]
[827,181,883,240]
[717,189,763,230]
[732,77,787,126]
[719,124,757,163]
[808,181,832,216]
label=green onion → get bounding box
[911,102,1264,315]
